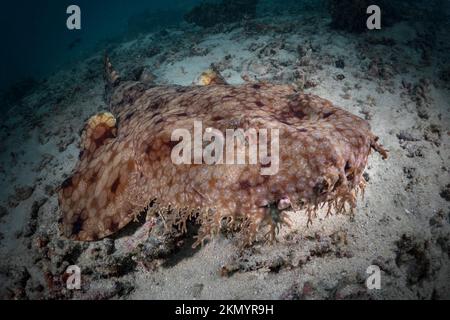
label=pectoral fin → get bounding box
[80,112,117,160]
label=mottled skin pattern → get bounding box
[59,61,387,246]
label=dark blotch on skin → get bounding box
[166,140,180,149]
[150,112,161,119]
[125,111,135,120]
[110,222,119,231]
[222,95,234,100]
[61,177,73,189]
[88,171,98,184]
[111,177,121,193]
[93,125,115,148]
[323,112,334,118]
[274,116,292,126]
[212,115,224,121]
[176,87,189,93]
[314,179,329,196]
[72,215,84,236]
[345,161,351,172]
[148,102,161,110]
[291,108,307,119]
[239,180,252,190]
[344,162,354,181]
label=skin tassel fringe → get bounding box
[140,173,369,249]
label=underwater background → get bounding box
[0,0,449,300]
[0,0,201,93]
[2,0,449,100]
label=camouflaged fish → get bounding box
[58,55,387,246]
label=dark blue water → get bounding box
[0,0,448,95]
[0,0,201,92]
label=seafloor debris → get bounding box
[58,56,387,247]
[395,234,433,286]
[0,266,31,299]
[185,0,259,28]
[411,79,433,119]
[72,280,135,300]
[367,58,395,81]
[23,198,47,238]
[0,77,38,108]
[423,124,442,146]
[221,230,353,277]
[8,185,35,208]
[440,184,450,202]
[0,206,8,219]
[397,130,421,143]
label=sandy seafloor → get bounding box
[0,7,449,300]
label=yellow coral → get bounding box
[196,69,227,86]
